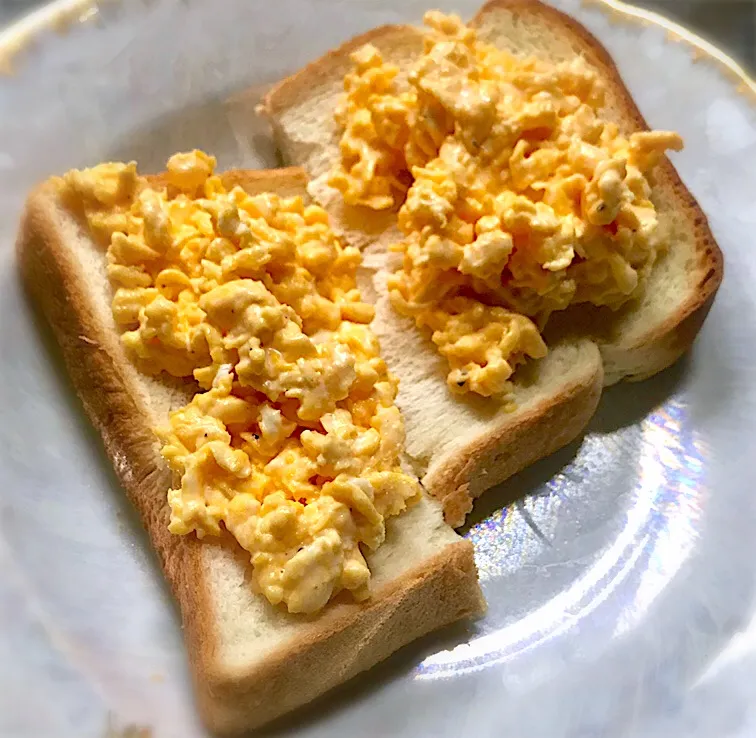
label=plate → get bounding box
[1,1,755,736]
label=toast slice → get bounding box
[258,0,722,524]
[17,167,484,735]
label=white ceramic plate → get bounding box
[1,1,756,736]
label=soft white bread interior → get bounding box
[359,251,604,527]
[258,0,722,525]
[17,167,484,735]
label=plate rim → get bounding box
[1,2,753,736]
[1,0,755,103]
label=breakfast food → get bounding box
[17,0,723,734]
[61,151,422,615]
[18,165,484,733]
[260,0,722,524]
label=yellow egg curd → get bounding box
[330,11,683,401]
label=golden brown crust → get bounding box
[430,348,604,527]
[16,168,483,735]
[470,0,723,382]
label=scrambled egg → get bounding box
[330,11,683,400]
[62,151,420,614]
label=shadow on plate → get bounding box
[460,439,584,538]
[460,354,688,538]
[588,355,690,435]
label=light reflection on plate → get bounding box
[416,398,706,679]
[2,0,755,735]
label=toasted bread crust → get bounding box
[17,167,483,734]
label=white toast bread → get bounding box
[259,0,723,526]
[16,167,485,735]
